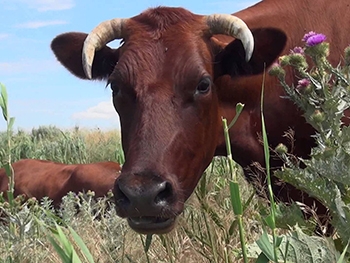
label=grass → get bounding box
[2,68,348,261]
[0,125,265,263]
[1,125,335,262]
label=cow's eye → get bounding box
[195,77,211,95]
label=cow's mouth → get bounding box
[127,216,176,234]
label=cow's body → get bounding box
[51,0,350,234]
[0,159,121,206]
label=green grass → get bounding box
[0,125,264,263]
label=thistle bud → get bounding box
[87,190,95,197]
[269,63,285,79]
[275,143,288,154]
[107,190,114,198]
[279,55,290,67]
[311,110,325,123]
[323,147,334,158]
[344,46,350,66]
[296,78,313,94]
[289,54,308,70]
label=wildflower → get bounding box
[297,78,311,89]
[306,34,327,47]
[302,31,326,47]
[302,31,317,42]
[290,46,304,54]
[296,78,313,95]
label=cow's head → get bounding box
[51,7,286,234]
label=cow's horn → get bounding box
[205,14,254,61]
[82,18,127,79]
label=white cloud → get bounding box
[15,20,67,29]
[0,34,10,40]
[20,0,75,12]
[72,101,117,120]
[0,59,58,75]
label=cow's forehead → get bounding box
[112,31,211,93]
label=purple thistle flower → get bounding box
[302,31,317,42]
[290,46,304,54]
[306,34,326,46]
[302,31,327,46]
[297,78,311,89]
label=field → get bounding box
[0,126,265,263]
[2,31,350,263]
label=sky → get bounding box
[0,0,259,131]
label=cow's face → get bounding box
[51,7,285,234]
[112,23,222,234]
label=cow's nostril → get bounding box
[115,183,130,208]
[155,181,173,205]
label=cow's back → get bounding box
[67,161,121,197]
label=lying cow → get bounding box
[51,0,350,234]
[0,159,121,206]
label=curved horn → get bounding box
[82,18,127,79]
[205,14,254,62]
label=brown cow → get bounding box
[0,159,121,206]
[51,0,350,234]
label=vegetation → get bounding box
[1,32,350,262]
[0,124,262,262]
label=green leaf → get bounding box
[55,223,73,257]
[228,103,245,129]
[256,252,270,263]
[8,117,15,130]
[68,225,95,263]
[0,87,8,121]
[47,235,71,263]
[256,231,275,261]
[264,214,275,229]
[144,234,153,253]
[248,226,340,262]
[71,250,83,263]
[337,240,349,263]
[230,182,243,215]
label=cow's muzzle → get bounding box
[113,171,180,234]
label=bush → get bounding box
[270,32,350,254]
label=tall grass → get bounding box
[0,126,123,166]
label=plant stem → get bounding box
[222,118,248,263]
[260,71,278,262]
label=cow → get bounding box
[50,0,350,234]
[0,159,121,207]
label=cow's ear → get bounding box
[214,28,287,77]
[51,32,119,80]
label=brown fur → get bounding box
[0,159,121,206]
[51,1,350,234]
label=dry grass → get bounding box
[0,127,268,263]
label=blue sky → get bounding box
[0,0,258,131]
